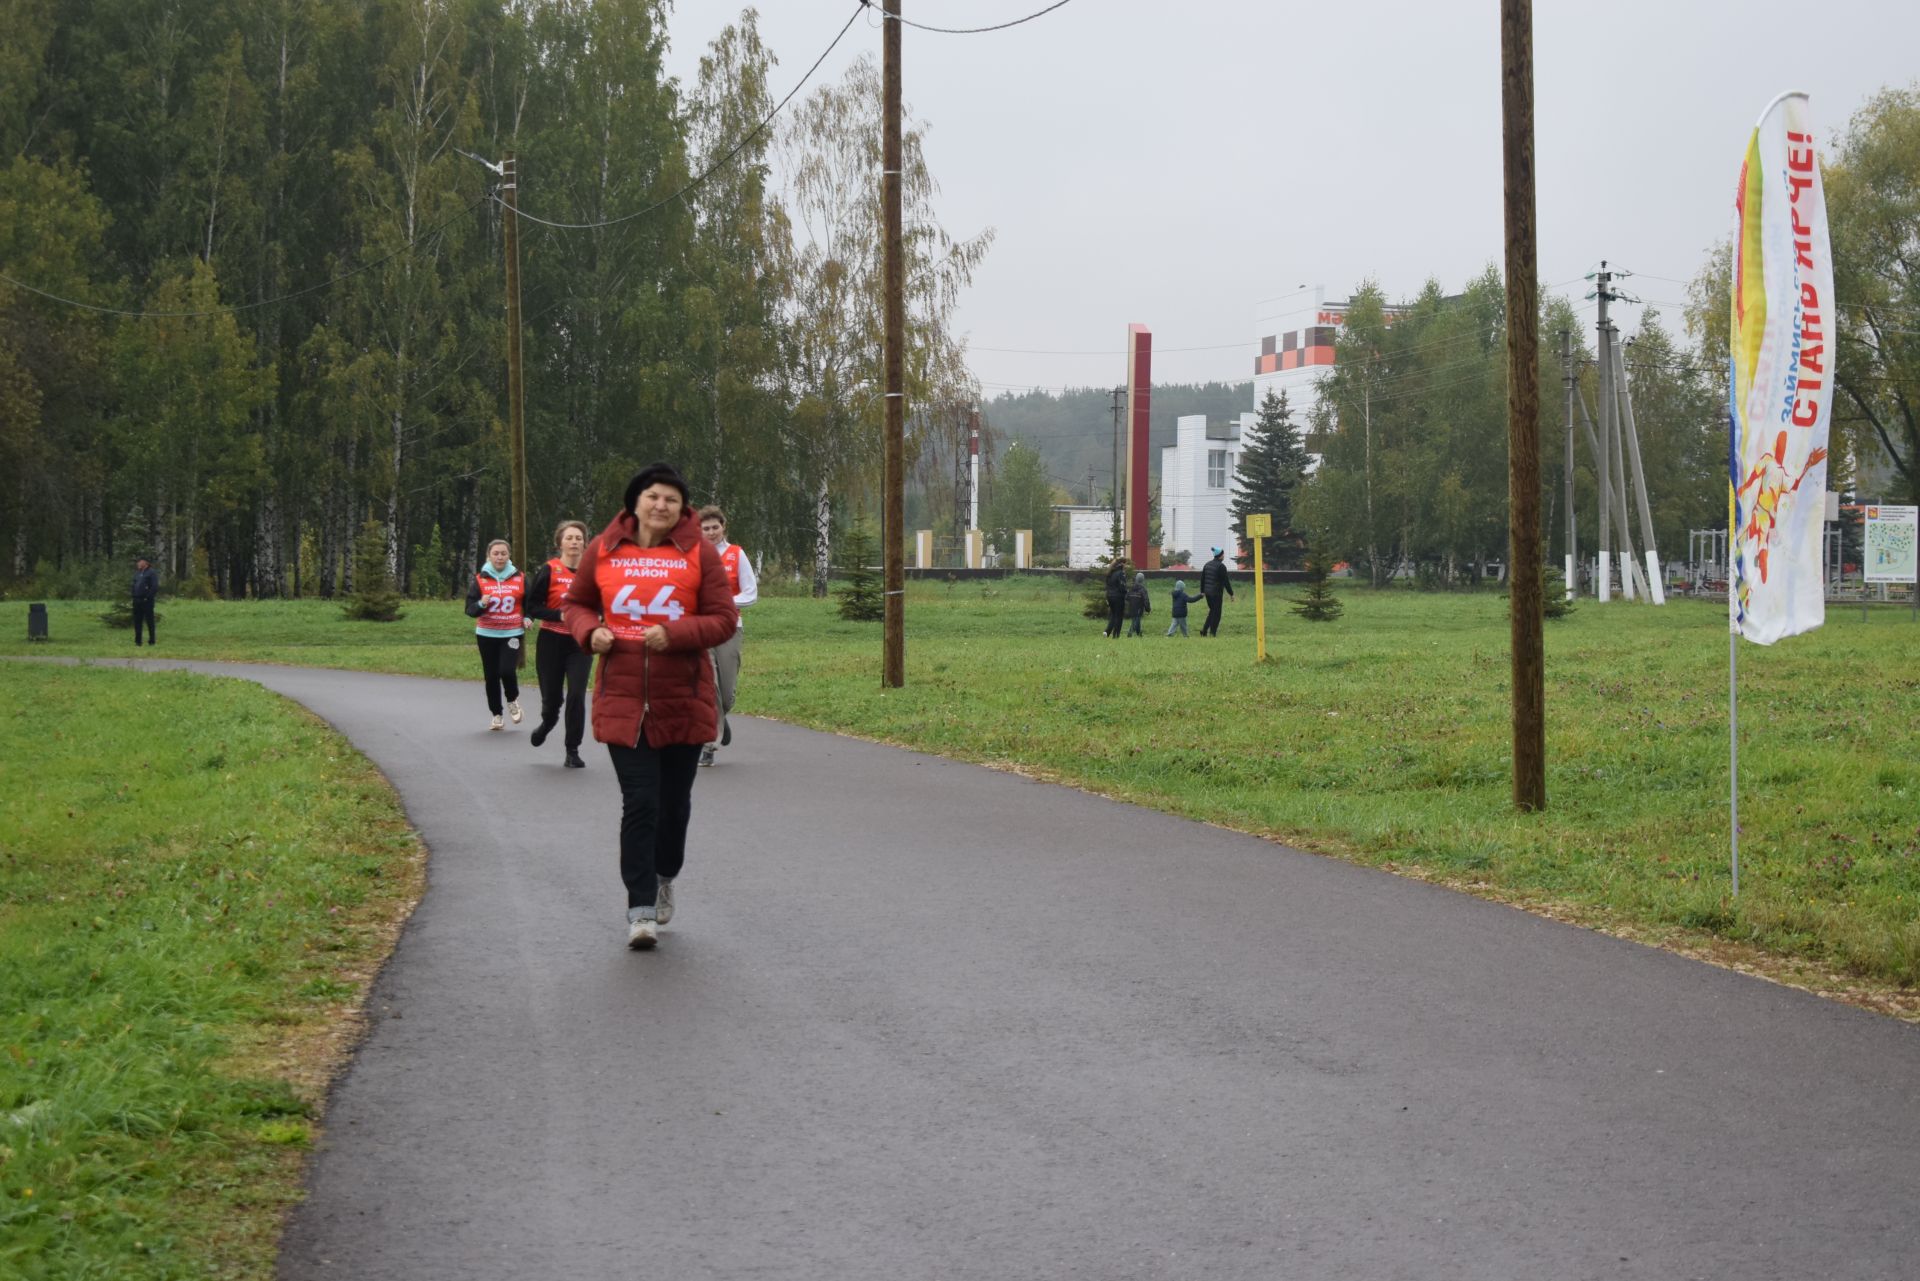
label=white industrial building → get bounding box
[1159,413,1247,565]
[1155,284,1383,565]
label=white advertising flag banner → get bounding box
[1729,92,1834,645]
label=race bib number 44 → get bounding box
[596,547,700,639]
[609,583,685,625]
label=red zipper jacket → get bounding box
[564,507,739,749]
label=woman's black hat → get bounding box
[623,462,691,512]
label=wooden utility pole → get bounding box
[501,153,527,561]
[1501,0,1546,812]
[882,1,905,687]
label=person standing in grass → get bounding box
[697,505,756,768]
[465,539,527,732]
[130,555,159,646]
[1165,578,1196,637]
[523,520,592,768]
[565,463,737,951]
[1104,557,1129,638]
[1198,547,1235,637]
[1125,571,1151,636]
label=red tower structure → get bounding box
[1124,324,1152,567]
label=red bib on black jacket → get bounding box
[540,558,577,633]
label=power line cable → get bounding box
[0,197,485,320]
[870,0,1077,35]
[507,4,863,231]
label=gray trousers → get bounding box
[708,628,742,749]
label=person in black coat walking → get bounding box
[1103,558,1128,638]
[1124,572,1151,637]
[1198,547,1235,637]
[131,556,159,646]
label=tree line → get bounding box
[1268,86,1920,585]
[1,0,986,599]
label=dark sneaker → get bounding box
[530,719,554,748]
[698,745,716,767]
[563,750,585,769]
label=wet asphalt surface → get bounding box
[48,660,1920,1278]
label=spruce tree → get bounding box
[100,503,152,628]
[1524,566,1577,621]
[1229,390,1310,569]
[1291,543,1344,622]
[342,519,406,622]
[835,522,884,621]
[1082,516,1129,619]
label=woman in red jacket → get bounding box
[565,463,738,950]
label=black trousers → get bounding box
[607,740,702,910]
[1105,599,1125,637]
[535,628,590,750]
[131,598,156,645]
[1200,591,1224,636]
[476,634,521,714]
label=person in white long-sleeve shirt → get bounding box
[698,505,757,766]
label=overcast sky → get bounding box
[663,0,1920,394]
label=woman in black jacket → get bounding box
[522,520,593,768]
[1103,558,1128,638]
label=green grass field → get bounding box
[0,667,422,1279]
[6,579,1919,999]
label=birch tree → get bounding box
[778,56,991,594]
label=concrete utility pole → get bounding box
[502,154,527,563]
[1616,344,1665,603]
[1501,0,1546,812]
[1602,316,1636,598]
[1562,329,1576,599]
[1594,264,1614,600]
[882,0,905,688]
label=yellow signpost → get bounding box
[1246,513,1272,660]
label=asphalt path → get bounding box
[51,660,1920,1278]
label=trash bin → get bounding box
[28,602,48,641]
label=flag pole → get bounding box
[1729,627,1740,897]
[1728,384,1741,898]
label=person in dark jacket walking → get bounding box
[1103,557,1128,638]
[522,520,592,768]
[1198,547,1235,636]
[565,463,737,951]
[130,556,159,646]
[1165,578,1196,637]
[1125,572,1151,636]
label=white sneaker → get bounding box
[489,714,504,732]
[656,878,675,926]
[507,701,523,724]
[626,918,658,950]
